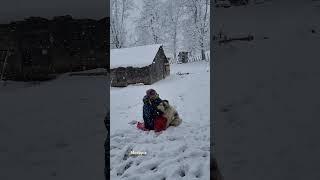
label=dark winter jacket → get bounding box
[143,95,163,130]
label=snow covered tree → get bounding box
[110,0,134,49]
[182,0,210,60]
[162,0,187,61]
[135,0,165,46]
[131,0,209,62]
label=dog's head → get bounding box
[157,100,170,112]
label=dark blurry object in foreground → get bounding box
[212,158,224,180]
[0,15,109,81]
[104,111,110,180]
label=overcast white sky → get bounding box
[0,0,109,23]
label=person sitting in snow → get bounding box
[142,89,164,130]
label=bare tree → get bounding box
[199,0,210,60]
[182,0,210,60]
[131,0,209,62]
[162,0,187,60]
[110,0,133,49]
[135,0,165,46]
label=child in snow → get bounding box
[142,89,164,130]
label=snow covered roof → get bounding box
[110,44,163,69]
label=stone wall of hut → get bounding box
[111,65,151,87]
[126,66,151,85]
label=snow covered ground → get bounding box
[0,73,108,180]
[110,61,210,180]
[214,1,320,180]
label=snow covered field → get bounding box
[214,1,320,180]
[110,61,210,180]
[0,73,108,180]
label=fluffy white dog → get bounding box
[157,100,182,128]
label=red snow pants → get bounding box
[154,116,167,132]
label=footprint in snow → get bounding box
[128,120,137,125]
[167,136,176,141]
[179,145,188,153]
[122,145,133,161]
[179,169,186,177]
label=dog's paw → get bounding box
[170,119,182,127]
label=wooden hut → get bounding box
[110,44,170,87]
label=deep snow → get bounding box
[110,61,210,180]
